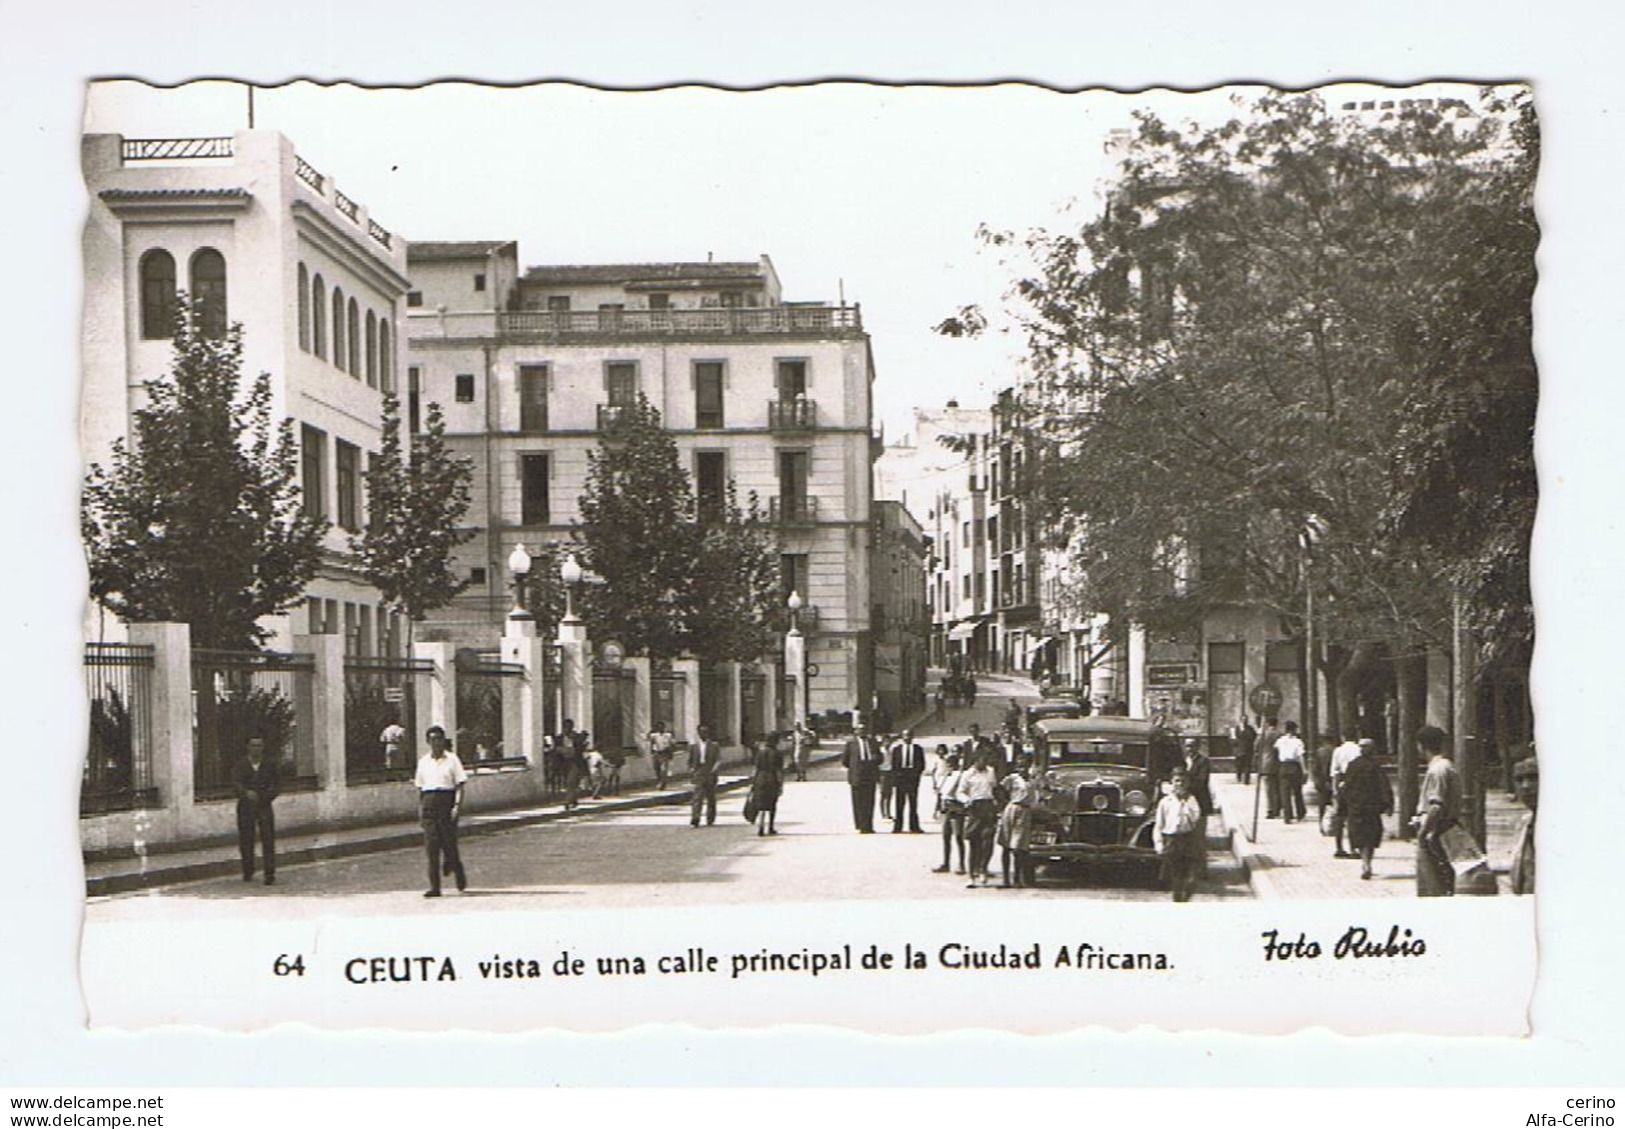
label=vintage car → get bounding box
[1024,697,1086,731]
[1017,717,1182,882]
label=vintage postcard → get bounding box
[75,79,1537,1034]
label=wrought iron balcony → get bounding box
[769,495,819,525]
[499,304,862,341]
[597,403,634,432]
[768,398,818,431]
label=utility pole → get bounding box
[1452,587,1483,844]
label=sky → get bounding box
[79,79,1479,438]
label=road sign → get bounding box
[806,662,821,678]
[1146,662,1197,688]
[1249,682,1284,715]
[383,687,405,704]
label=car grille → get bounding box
[1076,782,1121,813]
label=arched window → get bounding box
[379,320,393,393]
[189,248,227,339]
[347,298,360,378]
[297,263,310,352]
[311,274,326,358]
[364,310,378,388]
[138,249,176,339]
[332,287,347,372]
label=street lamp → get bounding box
[785,590,808,776]
[561,553,584,623]
[507,543,532,621]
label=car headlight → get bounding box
[1123,790,1149,816]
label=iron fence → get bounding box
[455,653,524,763]
[191,649,316,801]
[592,666,637,751]
[83,643,157,815]
[345,655,433,784]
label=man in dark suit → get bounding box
[1182,737,1214,877]
[890,728,926,833]
[689,723,721,827]
[235,737,281,885]
[842,717,882,832]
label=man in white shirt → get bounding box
[1274,720,1307,824]
[1328,734,1364,857]
[414,725,469,897]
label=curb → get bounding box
[87,753,841,897]
[1216,793,1281,900]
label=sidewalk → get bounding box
[1214,774,1530,900]
[85,746,840,897]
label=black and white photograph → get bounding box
[65,77,1546,1035]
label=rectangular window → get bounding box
[780,553,810,605]
[406,291,423,308]
[546,295,571,312]
[962,522,970,548]
[975,572,985,603]
[407,367,423,434]
[343,602,358,654]
[473,273,486,292]
[962,575,971,600]
[455,373,475,403]
[519,364,549,432]
[307,597,323,636]
[521,454,550,526]
[470,566,488,586]
[647,292,670,310]
[605,361,638,406]
[323,599,338,636]
[695,451,727,521]
[775,358,808,399]
[1209,641,1245,675]
[777,449,810,519]
[335,440,359,532]
[300,425,326,520]
[694,362,725,428]
[358,604,373,657]
[1266,639,1303,673]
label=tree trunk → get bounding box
[1335,640,1380,743]
[1321,643,1349,743]
[1394,649,1425,840]
[1493,671,1514,796]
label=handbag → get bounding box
[743,795,758,823]
[1319,806,1337,836]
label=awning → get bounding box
[1030,635,1057,651]
[946,622,978,642]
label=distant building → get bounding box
[870,500,928,727]
[875,401,993,672]
[81,130,410,652]
[404,250,878,716]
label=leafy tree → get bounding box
[352,394,475,649]
[82,297,325,649]
[520,540,571,641]
[942,89,1535,788]
[687,482,782,663]
[574,395,702,658]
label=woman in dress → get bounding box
[748,736,784,837]
[1339,742,1394,880]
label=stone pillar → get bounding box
[626,657,652,753]
[296,632,348,819]
[673,657,701,746]
[129,622,194,829]
[1127,624,1148,719]
[500,615,546,768]
[557,617,592,739]
[761,659,779,735]
[414,641,457,742]
[724,661,744,749]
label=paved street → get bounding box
[85,674,1249,922]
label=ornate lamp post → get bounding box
[786,590,808,772]
[507,543,533,623]
[561,553,584,623]
[556,553,591,740]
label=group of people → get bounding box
[926,738,1039,889]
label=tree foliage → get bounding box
[947,89,1537,669]
[352,394,475,642]
[573,395,781,661]
[574,396,703,659]
[82,298,325,649]
[688,482,783,663]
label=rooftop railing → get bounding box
[499,304,862,339]
[294,154,325,193]
[121,137,233,162]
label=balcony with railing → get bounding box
[769,495,819,526]
[768,398,818,432]
[498,304,862,341]
[121,136,234,162]
[597,403,634,432]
